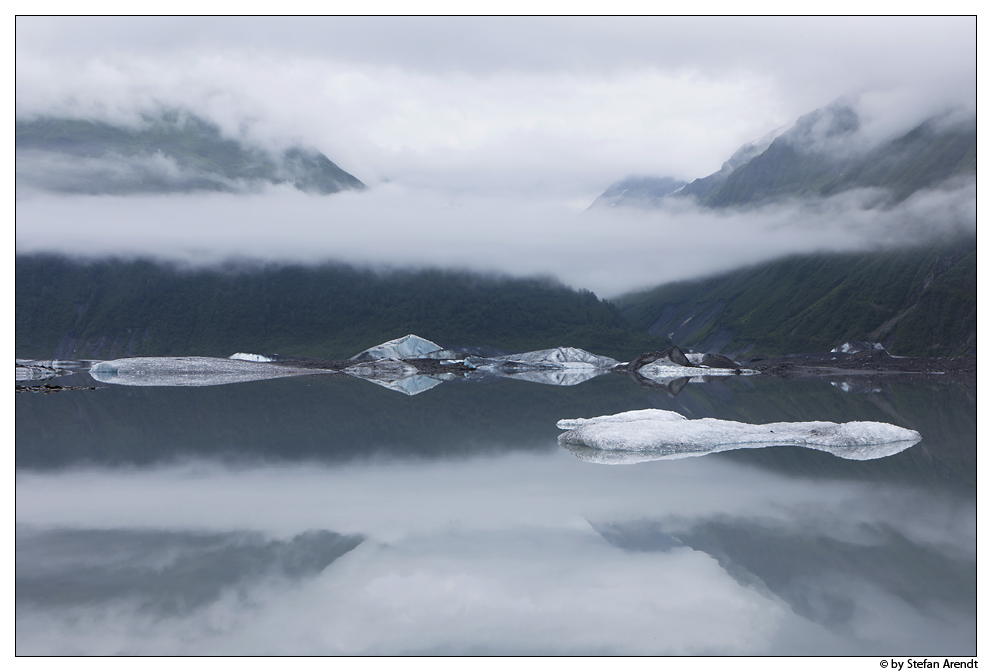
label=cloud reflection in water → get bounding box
[15,447,975,655]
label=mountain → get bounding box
[616,235,976,358]
[590,103,976,359]
[590,103,976,210]
[587,176,687,209]
[703,107,975,208]
[677,124,786,203]
[15,112,366,195]
[15,255,669,362]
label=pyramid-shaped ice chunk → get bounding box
[350,334,459,362]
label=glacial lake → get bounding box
[15,369,976,655]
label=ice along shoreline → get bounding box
[17,333,976,396]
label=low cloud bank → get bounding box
[15,180,976,297]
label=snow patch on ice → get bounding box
[229,353,275,362]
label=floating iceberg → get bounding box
[350,334,460,362]
[229,352,275,363]
[557,409,921,463]
[635,348,746,384]
[89,357,325,387]
[465,347,617,386]
[490,347,618,369]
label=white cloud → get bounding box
[14,181,976,297]
[15,16,976,200]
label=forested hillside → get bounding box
[16,256,669,361]
[617,236,976,358]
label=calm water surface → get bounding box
[16,371,976,655]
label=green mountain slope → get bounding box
[16,256,669,361]
[820,118,977,202]
[617,236,976,358]
[15,112,366,195]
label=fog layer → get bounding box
[15,181,976,297]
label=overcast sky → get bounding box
[14,16,978,294]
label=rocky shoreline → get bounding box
[744,350,977,382]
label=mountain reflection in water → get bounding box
[15,370,975,655]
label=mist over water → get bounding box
[15,370,977,655]
[14,180,976,297]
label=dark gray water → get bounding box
[15,371,976,655]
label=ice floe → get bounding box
[489,347,618,369]
[557,409,921,463]
[89,357,325,387]
[229,353,275,362]
[465,347,617,386]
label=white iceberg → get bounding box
[466,347,617,386]
[89,357,325,387]
[350,334,460,362]
[490,347,618,369]
[229,352,275,362]
[557,409,921,463]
